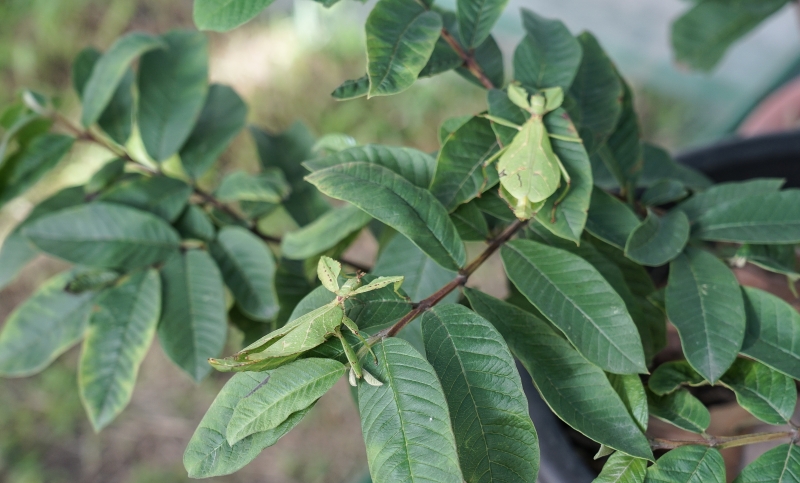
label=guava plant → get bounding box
[1,0,800,482]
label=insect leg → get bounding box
[550,156,572,222]
[548,133,582,143]
[342,316,378,364]
[334,326,363,381]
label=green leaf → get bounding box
[719,358,796,425]
[419,12,462,78]
[645,446,724,483]
[180,84,248,179]
[174,205,216,241]
[331,75,369,100]
[677,178,783,222]
[741,286,800,379]
[648,360,706,396]
[211,226,279,321]
[502,239,647,374]
[647,388,710,434]
[79,269,160,430]
[307,162,466,271]
[304,145,435,188]
[85,158,126,194]
[585,188,640,250]
[183,372,311,478]
[373,234,458,303]
[734,244,799,280]
[226,358,344,445]
[430,116,499,211]
[514,9,582,91]
[193,0,275,31]
[593,452,647,483]
[457,0,507,49]
[671,0,788,72]
[79,33,164,127]
[624,209,689,266]
[733,443,800,483]
[366,0,442,97]
[158,250,227,382]
[99,175,193,222]
[640,179,687,206]
[281,204,371,260]
[421,304,539,483]
[137,30,209,162]
[604,81,643,195]
[666,248,745,382]
[0,133,74,208]
[0,271,94,377]
[451,201,489,241]
[439,115,472,145]
[273,259,315,326]
[608,373,648,432]
[465,289,652,460]
[456,34,504,88]
[215,169,290,204]
[694,190,800,244]
[358,338,464,483]
[22,202,181,270]
[639,144,711,190]
[567,32,623,155]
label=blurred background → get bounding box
[1,0,798,482]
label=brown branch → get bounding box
[649,429,798,451]
[440,28,495,90]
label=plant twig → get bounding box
[440,28,495,90]
[649,428,798,451]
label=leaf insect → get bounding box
[483,84,582,221]
[209,256,403,387]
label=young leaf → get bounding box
[465,289,653,461]
[79,269,161,431]
[677,178,784,222]
[0,133,74,208]
[694,190,800,244]
[719,358,796,425]
[137,30,209,162]
[158,250,227,382]
[366,0,443,97]
[646,388,710,434]
[592,452,647,483]
[429,116,500,211]
[502,239,647,374]
[740,286,800,379]
[422,304,539,483]
[585,188,640,250]
[304,144,435,188]
[211,226,279,321]
[226,358,345,445]
[99,175,193,222]
[733,443,800,483]
[214,169,290,204]
[457,0,507,49]
[514,9,582,91]
[183,372,312,478]
[624,209,689,266]
[666,249,745,383]
[332,75,369,100]
[79,33,164,127]
[174,205,216,241]
[645,446,725,483]
[358,338,464,483]
[22,202,181,270]
[0,272,94,377]
[307,162,466,271]
[180,84,248,179]
[281,204,372,260]
[648,360,706,396]
[193,0,275,32]
[608,373,648,432]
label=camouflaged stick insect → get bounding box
[483,84,582,221]
[209,256,403,387]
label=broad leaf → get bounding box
[608,373,648,432]
[734,244,800,280]
[158,250,227,382]
[373,234,458,303]
[624,209,689,266]
[281,204,371,260]
[22,202,181,270]
[307,162,466,271]
[585,188,640,249]
[740,286,800,379]
[137,30,209,162]
[456,35,504,88]
[211,226,279,320]
[99,175,192,222]
[419,12,462,78]
[677,178,783,222]
[175,205,216,241]
[648,360,706,396]
[451,201,490,241]
[0,133,74,208]
[429,116,500,211]
[366,0,442,96]
[639,144,711,190]
[465,289,652,460]
[79,269,160,430]
[359,338,464,483]
[645,446,724,483]
[215,169,290,204]
[331,75,369,100]
[640,179,688,206]
[85,158,126,194]
[593,452,647,483]
[457,0,507,49]
[193,0,275,31]
[226,358,344,444]
[304,144,435,188]
[502,239,647,374]
[733,443,800,483]
[422,304,539,483]
[694,190,800,243]
[666,249,745,382]
[646,388,710,434]
[180,84,248,179]
[0,272,94,376]
[184,372,311,478]
[604,80,643,196]
[514,9,582,91]
[719,358,796,425]
[79,33,164,127]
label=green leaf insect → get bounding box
[209,256,403,386]
[484,84,581,221]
